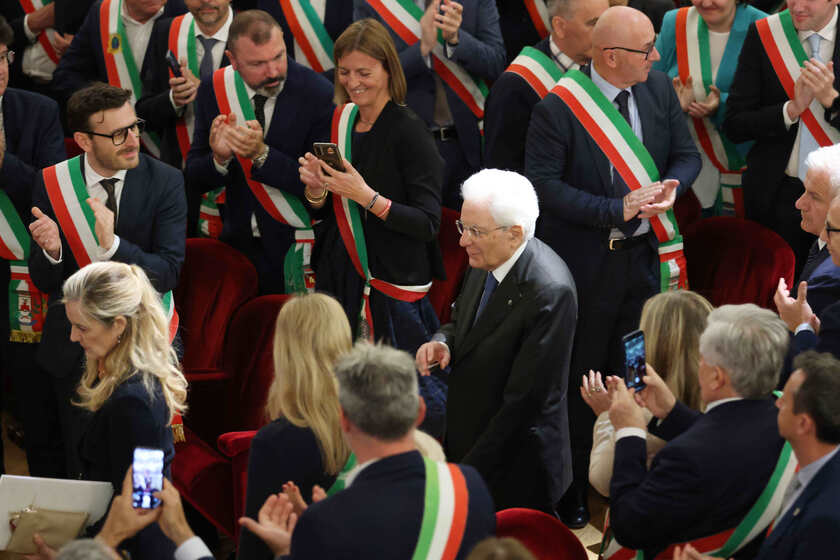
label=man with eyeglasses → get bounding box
[416,169,578,514]
[525,5,700,527]
[24,82,186,479]
[0,15,65,477]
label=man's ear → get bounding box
[414,396,427,428]
[551,15,567,40]
[225,48,237,70]
[74,131,92,154]
[508,224,525,244]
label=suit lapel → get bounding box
[116,162,142,237]
[632,81,656,151]
[453,268,485,344]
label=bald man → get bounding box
[525,6,700,527]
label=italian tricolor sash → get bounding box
[365,0,489,120]
[99,0,162,157]
[331,103,432,340]
[198,187,225,239]
[675,7,745,217]
[505,46,565,99]
[411,458,469,560]
[756,10,840,148]
[524,0,551,39]
[19,0,59,65]
[600,441,798,559]
[326,453,357,496]
[167,12,199,163]
[551,70,687,291]
[279,0,335,72]
[0,192,46,342]
[212,66,315,293]
[40,157,179,342]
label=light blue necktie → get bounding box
[797,33,823,181]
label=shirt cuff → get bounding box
[23,14,37,42]
[169,90,186,115]
[213,155,231,175]
[99,235,120,261]
[444,42,456,58]
[795,322,815,335]
[615,427,647,441]
[783,101,799,128]
[174,536,212,560]
[44,246,62,264]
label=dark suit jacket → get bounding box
[81,375,176,558]
[800,245,840,320]
[353,0,506,169]
[28,154,186,377]
[723,14,840,222]
[793,300,840,360]
[610,398,785,558]
[483,37,552,173]
[525,66,700,298]
[436,237,577,506]
[495,0,544,64]
[239,420,337,560]
[185,59,333,279]
[288,450,495,559]
[51,0,187,103]
[756,448,840,559]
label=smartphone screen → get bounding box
[132,447,164,509]
[622,329,647,391]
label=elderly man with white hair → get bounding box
[416,168,578,513]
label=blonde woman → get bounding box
[63,261,187,558]
[582,290,712,497]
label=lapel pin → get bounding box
[793,508,801,517]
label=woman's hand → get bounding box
[282,481,308,517]
[298,152,327,191]
[581,370,612,416]
[318,158,376,207]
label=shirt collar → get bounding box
[801,6,838,43]
[549,37,577,73]
[120,4,164,26]
[703,396,743,413]
[195,6,233,42]
[491,239,528,285]
[818,238,827,250]
[83,155,127,190]
[590,62,626,104]
[795,445,839,489]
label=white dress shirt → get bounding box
[21,14,57,81]
[121,4,165,70]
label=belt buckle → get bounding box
[438,127,454,142]
[609,238,619,251]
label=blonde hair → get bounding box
[639,290,713,411]
[62,262,187,424]
[333,18,407,105]
[265,293,352,475]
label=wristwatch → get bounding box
[251,144,269,168]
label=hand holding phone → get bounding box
[132,447,164,509]
[622,329,647,392]
[312,142,345,172]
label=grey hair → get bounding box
[546,0,574,18]
[461,169,539,240]
[335,342,419,441]
[805,144,840,199]
[699,304,789,398]
[57,539,116,560]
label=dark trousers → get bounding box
[436,136,477,211]
[565,238,658,499]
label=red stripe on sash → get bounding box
[524,0,549,39]
[19,0,60,63]
[441,464,469,560]
[507,63,550,98]
[99,0,119,86]
[432,57,483,118]
[675,8,690,84]
[42,165,93,268]
[280,0,325,73]
[0,234,17,261]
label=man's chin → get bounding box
[120,154,140,169]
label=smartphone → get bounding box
[622,329,647,391]
[132,447,164,509]
[312,142,345,172]
[165,50,182,78]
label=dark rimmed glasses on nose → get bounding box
[81,119,145,146]
[0,50,14,65]
[826,221,840,237]
[455,219,508,239]
[603,45,655,60]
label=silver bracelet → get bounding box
[366,192,380,211]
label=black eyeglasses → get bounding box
[826,221,840,237]
[82,119,145,146]
[0,50,14,65]
[455,219,508,239]
[603,45,655,60]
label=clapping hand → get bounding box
[672,76,696,112]
[238,494,298,557]
[581,370,613,416]
[687,85,720,119]
[638,179,678,218]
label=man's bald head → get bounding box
[591,6,658,89]
[592,6,652,50]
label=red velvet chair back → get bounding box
[496,508,588,560]
[429,207,468,324]
[682,217,795,310]
[673,188,702,231]
[64,137,83,158]
[176,239,258,372]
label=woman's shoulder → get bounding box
[104,375,164,413]
[253,419,319,451]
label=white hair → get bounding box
[460,168,539,240]
[805,144,840,199]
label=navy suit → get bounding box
[185,59,334,293]
[756,449,840,559]
[287,450,495,559]
[610,399,786,558]
[798,245,840,320]
[793,300,840,360]
[26,153,186,478]
[495,0,544,64]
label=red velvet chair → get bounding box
[673,188,702,231]
[496,508,588,560]
[217,430,258,542]
[682,217,795,310]
[429,207,468,324]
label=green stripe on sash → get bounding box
[68,157,100,246]
[412,458,439,560]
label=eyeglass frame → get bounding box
[602,44,655,60]
[825,221,840,237]
[455,219,509,239]
[0,50,14,65]
[79,119,146,146]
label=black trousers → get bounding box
[436,136,477,211]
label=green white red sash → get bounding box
[19,0,59,65]
[326,453,357,496]
[551,70,687,292]
[524,0,550,39]
[411,457,469,560]
[756,10,840,148]
[167,12,199,163]
[675,7,745,217]
[99,0,162,157]
[40,157,179,342]
[197,187,225,239]
[212,66,315,293]
[600,441,798,559]
[365,0,489,120]
[279,0,335,72]
[331,103,432,340]
[505,46,565,98]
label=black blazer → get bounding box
[28,154,187,377]
[288,450,495,559]
[609,398,785,558]
[436,237,578,506]
[800,245,840,320]
[723,14,840,222]
[793,299,840,360]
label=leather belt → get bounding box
[608,234,649,251]
[430,126,458,142]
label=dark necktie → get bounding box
[473,272,498,326]
[613,90,640,237]
[100,178,118,223]
[197,36,218,81]
[798,240,824,285]
[253,94,267,132]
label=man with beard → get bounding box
[186,10,334,294]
